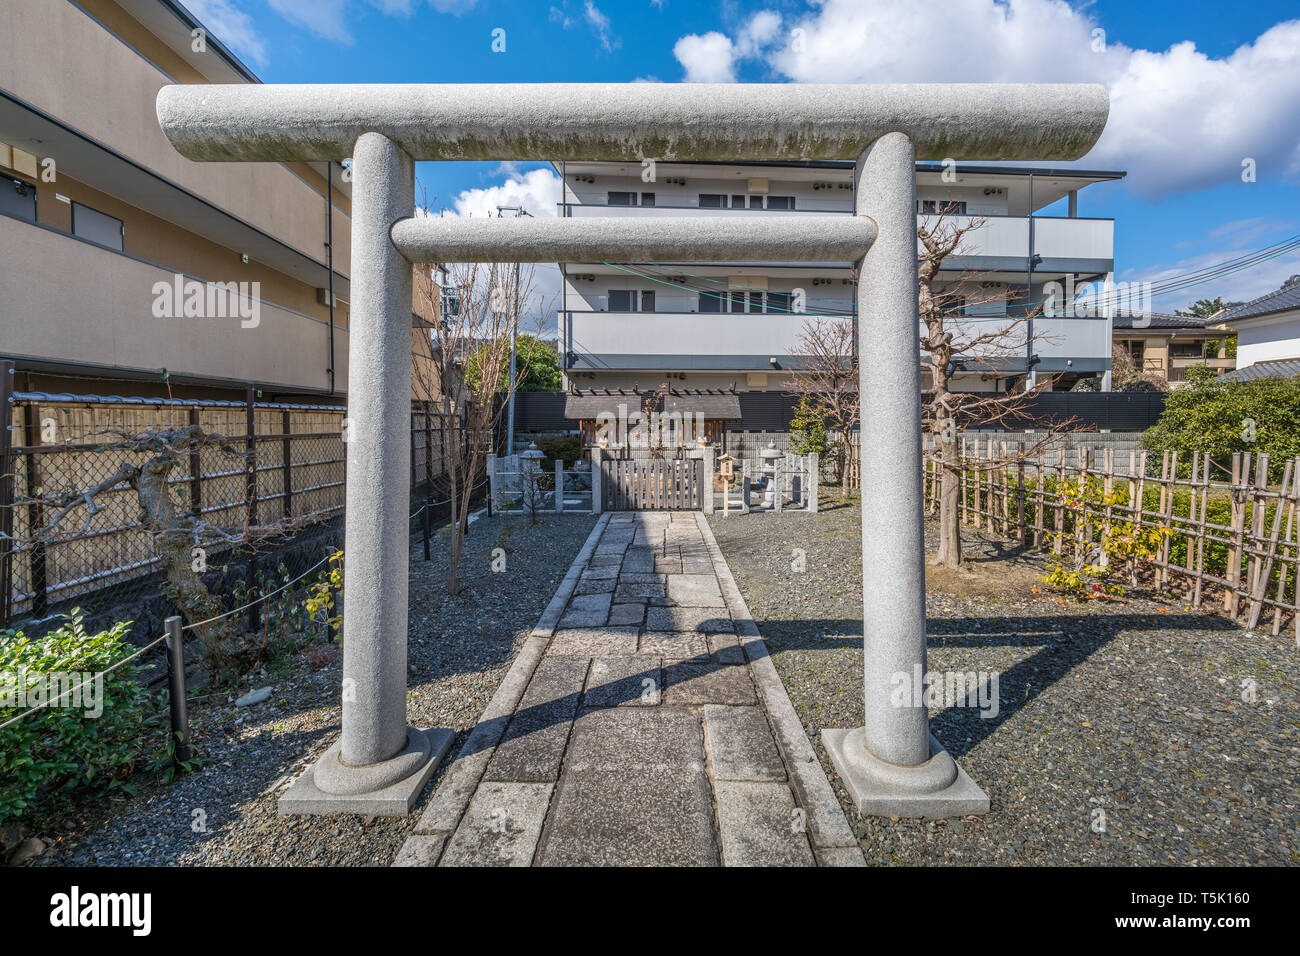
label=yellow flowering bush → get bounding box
[305,550,345,641]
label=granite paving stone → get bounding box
[440,782,554,867]
[584,655,662,708]
[638,630,709,659]
[546,626,639,657]
[607,602,646,626]
[704,705,786,781]
[664,657,757,706]
[647,606,735,632]
[715,781,815,866]
[558,592,613,626]
[485,656,589,782]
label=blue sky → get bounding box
[190,0,1300,313]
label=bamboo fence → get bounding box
[920,436,1300,638]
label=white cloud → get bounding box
[676,0,1300,199]
[268,0,353,43]
[584,1,620,52]
[674,31,736,83]
[267,0,478,46]
[185,0,269,67]
[443,168,565,328]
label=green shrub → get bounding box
[535,434,583,469]
[790,395,830,456]
[1142,370,1300,482]
[0,612,158,823]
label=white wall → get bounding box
[1235,310,1300,368]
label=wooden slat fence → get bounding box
[602,458,703,511]
[920,437,1300,637]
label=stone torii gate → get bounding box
[157,83,1108,817]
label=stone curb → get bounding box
[695,513,864,865]
[394,515,612,866]
[532,512,612,638]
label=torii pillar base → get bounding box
[278,727,454,817]
[822,728,989,819]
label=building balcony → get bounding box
[0,212,343,393]
[559,309,836,371]
[559,202,1112,271]
[3,0,349,281]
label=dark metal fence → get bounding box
[504,389,1169,437]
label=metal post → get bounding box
[244,386,259,635]
[22,401,47,618]
[164,616,192,766]
[0,362,14,629]
[422,504,431,562]
[821,132,988,818]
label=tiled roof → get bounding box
[1111,311,1216,330]
[1217,358,1300,383]
[1221,281,1300,323]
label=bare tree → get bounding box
[789,312,859,484]
[918,207,1076,568]
[1111,342,1168,392]
[411,237,550,595]
[2,425,322,674]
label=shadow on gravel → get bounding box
[747,611,1240,758]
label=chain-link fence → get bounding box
[1,392,348,644]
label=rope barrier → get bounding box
[2,473,496,729]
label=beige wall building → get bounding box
[0,0,358,401]
[1112,312,1234,388]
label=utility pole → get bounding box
[496,204,532,455]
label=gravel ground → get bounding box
[32,513,597,867]
[709,493,1299,866]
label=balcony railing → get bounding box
[560,203,1112,262]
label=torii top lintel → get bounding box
[156,83,1108,164]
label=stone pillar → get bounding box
[807,452,819,513]
[279,132,452,816]
[591,446,603,514]
[555,459,564,513]
[701,445,714,514]
[821,132,988,818]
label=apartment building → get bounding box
[1112,312,1235,387]
[0,0,356,401]
[555,159,1124,431]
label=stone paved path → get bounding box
[395,511,862,867]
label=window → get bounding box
[640,192,655,207]
[748,291,764,313]
[749,196,763,209]
[919,199,967,215]
[731,194,746,209]
[700,292,722,313]
[699,193,727,208]
[72,202,123,251]
[609,290,654,312]
[608,191,638,206]
[765,196,796,210]
[0,172,36,223]
[767,291,792,314]
[730,291,745,313]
